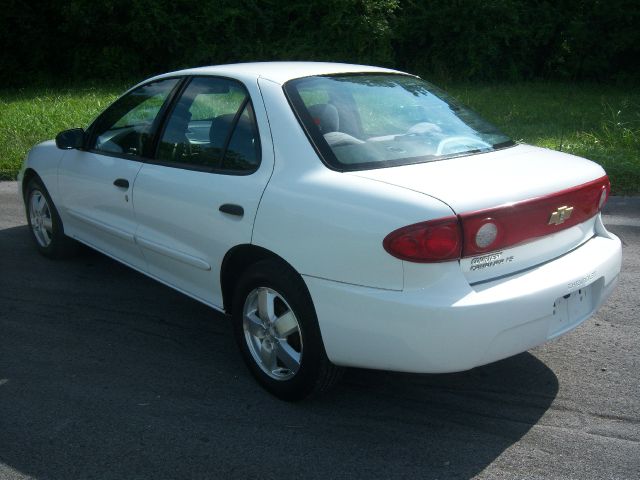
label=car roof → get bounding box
[146,61,406,86]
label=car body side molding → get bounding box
[66,209,135,243]
[135,235,212,271]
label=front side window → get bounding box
[284,74,514,171]
[157,77,260,173]
[90,78,180,157]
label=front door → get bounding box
[58,78,181,271]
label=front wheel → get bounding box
[25,177,78,258]
[232,260,342,401]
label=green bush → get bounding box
[393,0,640,82]
[1,1,638,85]
[0,0,399,85]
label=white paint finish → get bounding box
[305,234,621,372]
[349,143,608,283]
[57,149,146,271]
[20,62,623,377]
[132,162,271,308]
[138,62,403,88]
[135,236,211,271]
[253,78,454,290]
[460,216,597,284]
[19,140,64,202]
[66,208,135,243]
[255,77,332,175]
[350,144,606,213]
[254,167,458,290]
[131,76,274,308]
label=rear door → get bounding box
[132,76,274,308]
[58,78,181,270]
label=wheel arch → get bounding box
[21,168,41,200]
[220,244,306,314]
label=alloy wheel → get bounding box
[242,287,303,381]
[29,189,53,248]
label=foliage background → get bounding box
[1,1,638,192]
[1,0,638,85]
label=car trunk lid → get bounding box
[350,144,610,283]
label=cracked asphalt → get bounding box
[0,181,638,480]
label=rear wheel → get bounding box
[25,177,78,258]
[232,260,342,401]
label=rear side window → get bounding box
[157,77,260,173]
[222,102,259,170]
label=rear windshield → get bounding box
[284,74,514,171]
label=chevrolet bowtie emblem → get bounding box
[548,205,574,225]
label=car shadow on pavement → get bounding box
[0,225,558,480]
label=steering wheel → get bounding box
[406,122,442,136]
[435,136,492,156]
[323,131,364,147]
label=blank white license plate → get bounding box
[550,284,594,336]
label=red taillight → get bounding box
[460,175,611,257]
[383,216,462,262]
[384,176,610,263]
[598,185,609,209]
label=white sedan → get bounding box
[19,62,622,400]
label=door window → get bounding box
[157,77,260,173]
[90,78,180,158]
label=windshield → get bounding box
[284,74,514,171]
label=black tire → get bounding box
[232,259,343,401]
[24,176,78,259]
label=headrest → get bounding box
[307,103,339,133]
[209,113,237,147]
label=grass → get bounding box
[447,83,640,195]
[0,83,125,181]
[1,82,638,194]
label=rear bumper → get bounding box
[304,232,621,373]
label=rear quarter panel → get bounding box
[253,78,455,290]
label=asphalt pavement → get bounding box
[1,181,638,480]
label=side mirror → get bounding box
[55,128,85,150]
